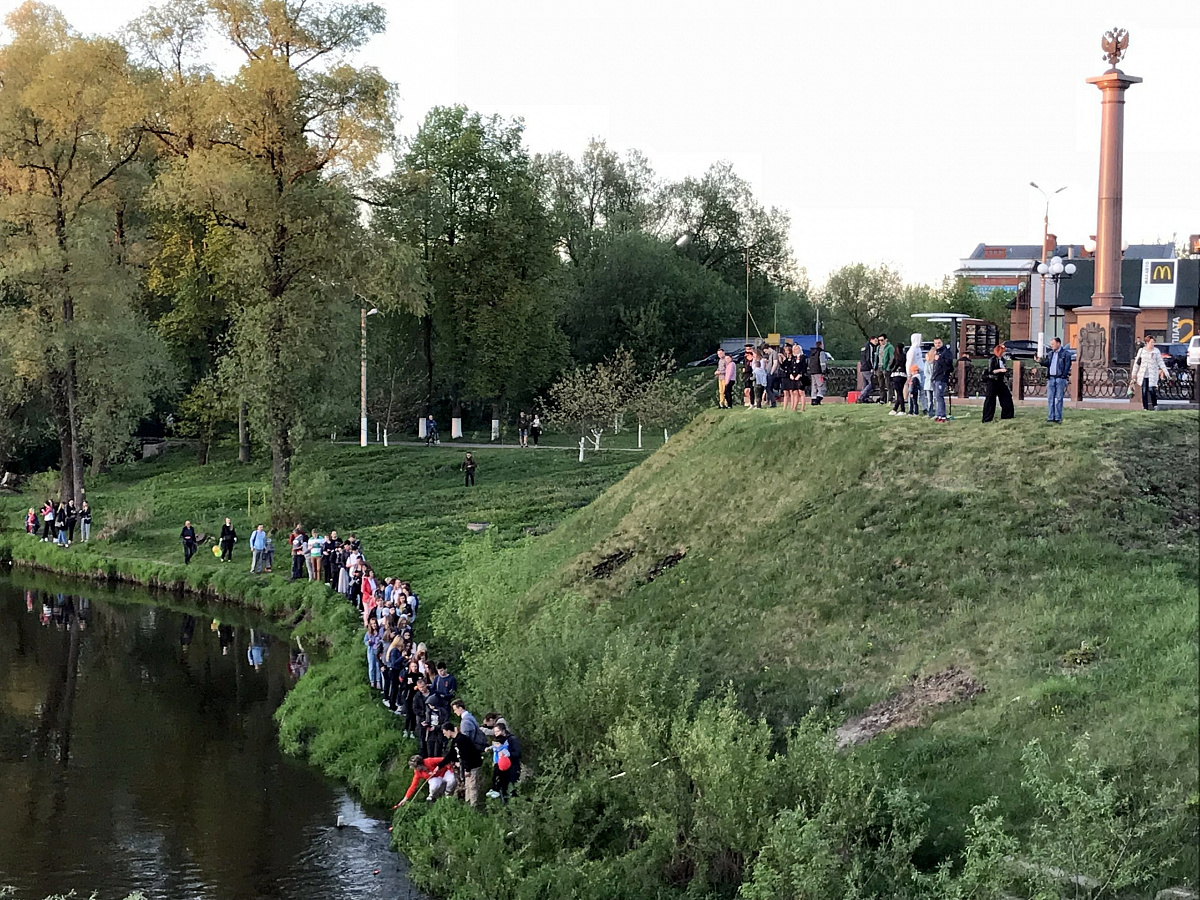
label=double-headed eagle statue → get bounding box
[1102,28,1129,68]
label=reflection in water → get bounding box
[0,574,420,900]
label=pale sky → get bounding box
[8,0,1200,285]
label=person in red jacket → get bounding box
[398,754,456,805]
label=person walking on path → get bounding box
[425,414,439,446]
[715,349,730,408]
[462,453,477,487]
[981,344,1015,423]
[1040,337,1072,423]
[530,414,542,446]
[250,525,267,573]
[1130,336,1170,411]
[219,518,237,562]
[518,411,529,447]
[180,521,198,564]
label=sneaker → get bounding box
[485,790,501,800]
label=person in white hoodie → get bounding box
[905,334,924,416]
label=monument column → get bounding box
[1073,29,1141,366]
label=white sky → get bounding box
[8,0,1200,285]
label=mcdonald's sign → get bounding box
[1140,259,1178,308]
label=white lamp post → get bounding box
[360,306,379,447]
[1035,257,1077,342]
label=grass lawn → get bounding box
[428,404,1200,877]
[2,403,1196,895]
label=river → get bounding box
[0,571,421,900]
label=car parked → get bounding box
[1187,335,1200,368]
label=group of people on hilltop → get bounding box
[857,333,958,422]
[714,340,833,412]
[25,498,92,547]
[355,549,522,808]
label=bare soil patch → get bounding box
[836,666,984,749]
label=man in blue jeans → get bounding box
[930,338,953,422]
[1041,337,1072,423]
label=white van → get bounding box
[1188,335,1200,368]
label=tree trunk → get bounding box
[238,401,251,463]
[198,440,210,466]
[270,430,291,530]
[53,395,74,503]
[55,200,85,505]
[422,314,434,415]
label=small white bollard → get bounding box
[383,429,388,447]
[638,424,642,449]
[663,428,669,443]
[578,437,585,462]
[376,422,380,443]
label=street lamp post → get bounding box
[360,305,379,447]
[1035,256,1077,342]
[1029,182,1066,357]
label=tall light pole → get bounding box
[1030,182,1066,356]
[360,304,379,447]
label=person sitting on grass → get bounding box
[398,755,455,806]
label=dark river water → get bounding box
[0,572,420,900]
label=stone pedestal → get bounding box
[1073,305,1140,365]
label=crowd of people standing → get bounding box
[714,340,833,411]
[25,498,92,546]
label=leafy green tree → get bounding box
[0,2,161,501]
[137,0,410,523]
[373,106,565,422]
[563,231,742,367]
[537,138,657,267]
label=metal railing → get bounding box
[1080,366,1131,399]
[1156,368,1194,401]
[826,366,857,397]
[1022,365,1048,398]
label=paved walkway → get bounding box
[336,440,650,452]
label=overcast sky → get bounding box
[10,0,1200,285]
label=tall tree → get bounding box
[0,2,158,501]
[820,263,905,340]
[373,106,565,421]
[135,0,410,523]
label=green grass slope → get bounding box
[427,406,1198,892]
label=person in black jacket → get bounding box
[418,680,450,758]
[180,520,198,564]
[438,722,484,806]
[857,337,878,402]
[981,343,1015,423]
[930,339,954,422]
[66,500,78,544]
[219,518,237,562]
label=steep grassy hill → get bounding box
[417,406,1198,896]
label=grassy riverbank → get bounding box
[0,442,643,808]
[2,408,1196,898]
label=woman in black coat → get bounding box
[981,344,1015,423]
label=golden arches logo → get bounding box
[1150,264,1174,283]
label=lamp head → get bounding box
[1064,263,1077,275]
[1037,263,1049,274]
